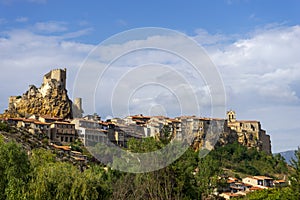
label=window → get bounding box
[65,137,68,142]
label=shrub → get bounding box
[0,122,10,132]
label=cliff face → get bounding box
[1,69,73,119]
[226,110,272,154]
[187,113,271,154]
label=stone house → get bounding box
[48,121,76,144]
[71,118,108,146]
[242,176,274,188]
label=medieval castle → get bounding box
[6,68,83,119]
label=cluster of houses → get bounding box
[3,115,77,144]
[219,176,286,199]
[0,111,271,155]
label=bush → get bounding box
[42,138,49,145]
[71,144,83,152]
[0,122,10,132]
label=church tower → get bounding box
[227,110,236,122]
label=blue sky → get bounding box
[2,0,300,42]
[1,0,300,152]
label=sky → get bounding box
[1,0,300,152]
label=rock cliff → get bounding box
[0,69,73,119]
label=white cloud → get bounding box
[34,21,68,33]
[193,28,228,45]
[15,17,28,23]
[210,25,300,105]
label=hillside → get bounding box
[0,121,91,169]
[0,121,298,199]
[210,142,289,179]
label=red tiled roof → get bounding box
[71,156,85,161]
[249,187,264,191]
[227,179,236,183]
[22,119,36,123]
[274,180,285,183]
[34,121,50,125]
[131,115,151,119]
[40,115,63,120]
[253,176,273,180]
[52,144,71,151]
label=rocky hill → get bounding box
[0,68,77,119]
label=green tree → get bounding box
[159,125,172,145]
[29,148,56,170]
[196,154,222,199]
[239,187,296,200]
[70,165,111,200]
[289,147,300,199]
[0,136,30,200]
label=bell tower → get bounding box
[227,110,236,122]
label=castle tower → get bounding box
[227,110,236,122]
[43,68,67,89]
[72,97,84,118]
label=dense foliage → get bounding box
[236,147,300,200]
[0,136,111,200]
[210,142,288,176]
[0,132,299,200]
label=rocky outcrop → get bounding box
[1,69,73,119]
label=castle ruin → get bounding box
[3,68,84,119]
[43,68,67,89]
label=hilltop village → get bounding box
[0,68,271,154]
[0,68,283,199]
